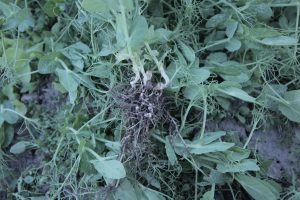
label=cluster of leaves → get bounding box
[0,0,300,200]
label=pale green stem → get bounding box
[243,119,259,149]
[294,5,299,57]
[196,38,229,53]
[199,96,207,141]
[145,43,170,89]
[2,108,35,122]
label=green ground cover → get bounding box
[0,0,300,199]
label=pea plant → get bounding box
[0,0,300,200]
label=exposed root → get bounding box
[112,81,177,170]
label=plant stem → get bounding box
[294,5,299,57]
[243,118,259,149]
[199,96,207,141]
[194,169,198,200]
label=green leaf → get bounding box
[175,139,234,155]
[183,85,206,101]
[2,84,15,100]
[4,8,34,32]
[225,38,241,52]
[206,52,227,64]
[91,159,126,179]
[142,187,165,200]
[130,16,148,48]
[56,68,79,104]
[147,28,173,44]
[225,21,238,39]
[10,141,31,154]
[225,147,250,162]
[38,52,61,74]
[188,68,211,84]
[2,101,19,124]
[0,2,12,17]
[236,174,281,200]
[4,47,31,85]
[204,170,231,185]
[116,14,127,48]
[63,42,91,70]
[87,64,112,78]
[82,0,112,14]
[188,142,234,155]
[260,36,297,46]
[82,0,133,14]
[165,136,177,165]
[178,41,195,63]
[202,131,226,145]
[217,159,260,173]
[254,4,273,21]
[43,0,63,17]
[69,90,78,105]
[247,27,281,40]
[115,180,138,200]
[205,14,227,28]
[218,87,256,103]
[201,190,214,200]
[13,100,27,116]
[278,90,300,123]
[214,61,251,84]
[259,84,287,109]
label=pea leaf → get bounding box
[114,180,138,200]
[82,0,113,14]
[56,68,79,104]
[2,124,15,148]
[260,36,297,46]
[1,100,27,124]
[206,52,227,64]
[188,142,234,155]
[38,52,61,74]
[254,4,273,21]
[217,159,260,173]
[225,147,250,162]
[225,38,241,52]
[235,174,281,200]
[165,136,178,165]
[205,14,227,28]
[175,140,234,155]
[4,47,31,85]
[201,190,214,200]
[278,90,300,123]
[86,64,112,78]
[183,85,206,101]
[10,141,31,154]
[63,42,91,70]
[82,0,133,14]
[217,87,256,103]
[43,0,64,17]
[202,131,226,145]
[142,187,166,200]
[188,68,211,84]
[91,159,126,179]
[178,41,195,63]
[129,16,149,48]
[3,7,34,32]
[225,21,238,39]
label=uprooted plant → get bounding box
[2,0,300,199]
